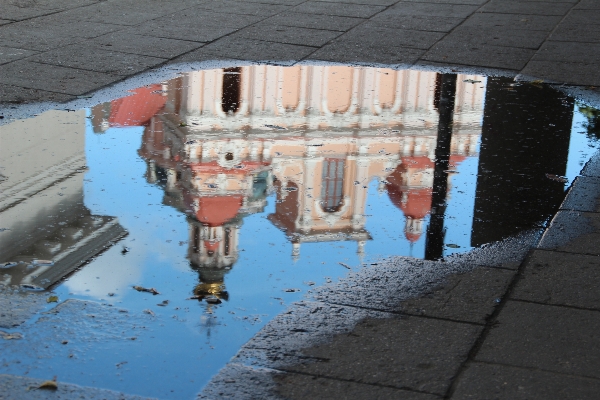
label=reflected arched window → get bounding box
[320,158,345,212]
[222,67,241,114]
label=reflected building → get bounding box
[94,66,484,297]
[0,110,126,290]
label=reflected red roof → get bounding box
[108,85,166,127]
[388,186,432,220]
[189,195,243,227]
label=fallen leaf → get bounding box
[545,173,568,183]
[133,286,160,295]
[338,262,351,269]
[47,295,59,303]
[0,330,23,340]
[28,377,57,391]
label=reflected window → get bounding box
[222,67,241,114]
[320,158,345,212]
[224,228,231,256]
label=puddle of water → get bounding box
[0,65,599,398]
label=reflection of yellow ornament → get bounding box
[194,282,228,301]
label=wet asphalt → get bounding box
[1,0,600,399]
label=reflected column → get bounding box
[425,74,457,260]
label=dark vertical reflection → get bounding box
[425,74,457,260]
[222,67,241,114]
[471,77,574,246]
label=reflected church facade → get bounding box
[94,65,484,299]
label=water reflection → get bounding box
[0,110,126,289]
[1,65,597,398]
[102,66,483,295]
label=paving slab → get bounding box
[520,60,600,86]
[89,32,203,59]
[511,249,600,310]
[582,152,600,178]
[532,41,600,64]
[0,17,121,52]
[291,1,386,18]
[575,0,600,9]
[368,13,464,32]
[317,0,399,5]
[476,300,600,378]
[195,0,293,16]
[284,315,481,396]
[549,23,600,44]
[460,12,563,31]
[307,25,436,64]
[28,44,167,76]
[479,0,573,16]
[0,61,122,96]
[0,374,151,400]
[0,20,14,26]
[442,25,550,49]
[200,37,316,62]
[127,10,262,42]
[537,210,600,256]
[451,362,600,400]
[0,84,74,105]
[275,372,440,400]
[0,46,38,65]
[423,40,535,71]
[1,5,63,21]
[402,0,487,4]
[263,11,364,32]
[235,24,342,47]
[398,266,515,324]
[0,287,46,328]
[560,9,600,25]
[387,2,479,18]
[560,176,600,212]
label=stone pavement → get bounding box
[1,0,600,399]
[1,0,600,105]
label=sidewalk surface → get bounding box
[1,0,600,399]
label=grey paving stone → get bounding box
[201,37,316,62]
[443,25,549,49]
[476,300,600,378]
[285,316,482,395]
[28,44,166,76]
[533,41,600,64]
[451,361,600,400]
[560,176,600,212]
[550,23,600,43]
[521,60,600,86]
[511,249,600,310]
[369,13,464,32]
[575,0,600,9]
[235,24,342,47]
[422,40,535,70]
[0,20,13,26]
[399,266,515,324]
[195,0,292,16]
[316,0,399,5]
[346,22,445,48]
[582,152,600,178]
[50,3,178,26]
[165,48,237,64]
[275,372,439,400]
[537,210,600,256]
[1,5,61,21]
[0,61,121,96]
[243,0,306,4]
[129,11,261,42]
[197,363,281,400]
[0,46,37,65]
[265,11,364,32]
[89,32,202,58]
[387,2,479,18]
[308,34,426,64]
[292,1,386,18]
[0,84,74,105]
[0,374,151,400]
[460,12,563,31]
[0,18,121,51]
[403,0,487,4]
[480,0,573,16]
[560,9,600,26]
[18,0,103,10]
